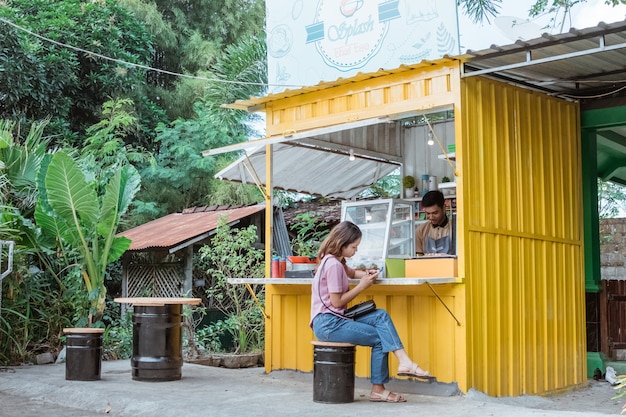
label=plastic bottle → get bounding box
[279,257,286,278]
[272,256,280,278]
[421,174,430,196]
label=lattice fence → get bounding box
[127,263,184,298]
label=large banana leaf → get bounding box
[98,164,140,265]
[45,152,99,228]
[98,164,140,238]
[35,154,79,247]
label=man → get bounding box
[415,190,454,255]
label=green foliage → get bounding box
[361,173,401,199]
[289,212,328,258]
[136,35,267,216]
[197,218,265,354]
[102,313,133,360]
[0,265,71,365]
[80,98,154,191]
[598,179,626,218]
[35,150,141,327]
[457,0,503,24]
[130,0,265,86]
[459,0,626,26]
[0,0,162,145]
[195,321,229,353]
[402,175,416,189]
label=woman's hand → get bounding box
[334,269,379,307]
[358,270,379,289]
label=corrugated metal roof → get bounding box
[215,141,400,200]
[461,20,626,100]
[117,204,265,251]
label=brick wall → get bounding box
[601,218,626,280]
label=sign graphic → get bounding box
[267,0,459,93]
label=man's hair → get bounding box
[421,190,445,208]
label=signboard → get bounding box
[267,0,460,93]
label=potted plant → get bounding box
[35,151,141,380]
[440,176,455,195]
[193,217,266,368]
[402,175,416,198]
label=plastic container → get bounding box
[272,256,280,278]
[287,256,316,264]
[421,174,430,196]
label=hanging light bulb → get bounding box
[349,148,355,161]
[427,131,434,146]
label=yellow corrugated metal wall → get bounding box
[461,76,586,396]
[265,283,466,387]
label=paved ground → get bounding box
[0,360,624,417]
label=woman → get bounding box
[310,221,433,403]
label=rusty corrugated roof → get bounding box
[117,204,265,251]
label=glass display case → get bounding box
[341,199,414,274]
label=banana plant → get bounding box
[35,151,141,327]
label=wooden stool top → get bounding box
[311,340,355,347]
[114,297,201,306]
[63,328,105,334]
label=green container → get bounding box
[447,144,456,153]
[385,257,406,278]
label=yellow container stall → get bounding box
[222,58,585,397]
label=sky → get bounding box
[457,0,626,50]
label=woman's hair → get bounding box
[317,221,362,262]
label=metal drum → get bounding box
[312,342,355,403]
[65,329,104,381]
[131,304,183,382]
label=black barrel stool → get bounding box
[311,341,356,403]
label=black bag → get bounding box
[343,300,376,319]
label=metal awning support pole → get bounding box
[265,143,273,280]
[245,283,269,319]
[425,281,461,326]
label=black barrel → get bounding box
[65,330,103,381]
[131,304,183,382]
[313,343,355,403]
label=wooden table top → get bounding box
[62,327,106,334]
[113,297,202,306]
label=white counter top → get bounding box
[227,277,462,285]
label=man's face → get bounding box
[423,205,445,226]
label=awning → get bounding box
[214,141,400,200]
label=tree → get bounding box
[598,178,626,218]
[119,0,266,120]
[459,0,626,27]
[134,35,267,220]
[0,0,163,147]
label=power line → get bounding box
[0,17,303,89]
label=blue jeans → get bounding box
[312,309,404,384]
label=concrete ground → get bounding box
[0,360,624,417]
